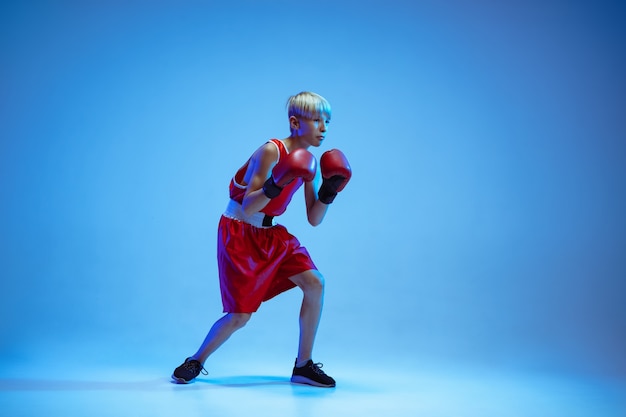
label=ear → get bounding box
[289,116,300,131]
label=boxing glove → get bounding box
[318,149,352,204]
[263,148,317,198]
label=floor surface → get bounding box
[1,354,624,417]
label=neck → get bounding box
[283,136,309,152]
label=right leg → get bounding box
[172,312,251,383]
[191,312,251,364]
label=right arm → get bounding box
[241,143,279,216]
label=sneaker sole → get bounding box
[290,375,336,388]
[171,374,194,384]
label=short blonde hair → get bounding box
[286,91,332,120]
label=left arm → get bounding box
[305,167,329,227]
[306,149,353,226]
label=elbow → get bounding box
[242,204,257,217]
[241,199,255,217]
[307,213,323,227]
[307,201,328,226]
[308,219,322,227]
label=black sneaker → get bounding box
[290,359,336,388]
[171,358,208,384]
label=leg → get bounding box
[172,313,251,383]
[191,312,252,364]
[288,269,324,365]
[288,269,335,387]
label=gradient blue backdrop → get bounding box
[1,0,625,379]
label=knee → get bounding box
[228,313,252,329]
[302,271,325,293]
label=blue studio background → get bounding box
[1,0,625,380]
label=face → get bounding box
[292,114,330,147]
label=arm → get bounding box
[241,143,278,216]
[242,144,317,217]
[305,167,329,227]
[306,149,352,226]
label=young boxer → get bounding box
[172,92,351,387]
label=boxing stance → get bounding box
[172,92,351,387]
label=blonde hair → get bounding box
[286,91,332,120]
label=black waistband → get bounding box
[262,215,274,227]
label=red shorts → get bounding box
[217,215,317,313]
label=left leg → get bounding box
[288,269,325,365]
[288,269,336,387]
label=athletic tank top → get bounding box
[229,139,303,217]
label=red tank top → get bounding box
[229,139,303,217]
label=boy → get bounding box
[172,92,351,387]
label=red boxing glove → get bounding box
[318,149,352,204]
[263,148,317,198]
